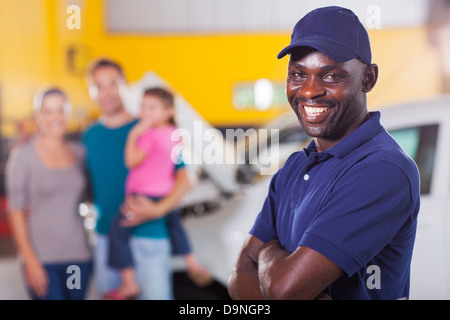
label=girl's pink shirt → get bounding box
[125,125,179,197]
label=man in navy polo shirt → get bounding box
[228,6,420,300]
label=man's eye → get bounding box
[324,74,343,81]
[291,72,305,78]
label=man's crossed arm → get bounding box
[228,235,344,300]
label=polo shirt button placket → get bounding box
[303,153,320,182]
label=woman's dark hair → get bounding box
[143,87,176,125]
[33,87,71,113]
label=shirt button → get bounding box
[303,174,310,181]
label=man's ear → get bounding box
[362,64,379,93]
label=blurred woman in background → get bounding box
[5,88,92,300]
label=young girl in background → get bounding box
[104,87,210,300]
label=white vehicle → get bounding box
[380,96,450,300]
[178,94,450,300]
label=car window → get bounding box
[389,124,439,195]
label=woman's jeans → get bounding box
[25,261,92,300]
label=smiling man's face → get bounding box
[286,47,377,150]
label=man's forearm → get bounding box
[228,236,266,299]
[228,260,265,299]
[156,168,192,215]
[257,240,292,299]
[257,240,344,300]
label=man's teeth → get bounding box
[304,106,330,116]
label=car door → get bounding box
[382,101,450,300]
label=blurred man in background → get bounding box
[83,58,192,299]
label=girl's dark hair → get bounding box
[143,87,176,125]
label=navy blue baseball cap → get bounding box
[277,6,372,64]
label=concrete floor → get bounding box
[0,238,27,300]
[0,257,28,300]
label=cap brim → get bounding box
[277,38,358,62]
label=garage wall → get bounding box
[0,0,442,138]
[106,0,429,34]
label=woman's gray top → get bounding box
[5,139,92,264]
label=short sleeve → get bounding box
[174,156,186,171]
[299,161,417,276]
[249,171,280,243]
[5,145,30,212]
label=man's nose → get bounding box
[300,76,326,100]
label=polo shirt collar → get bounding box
[304,111,384,159]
